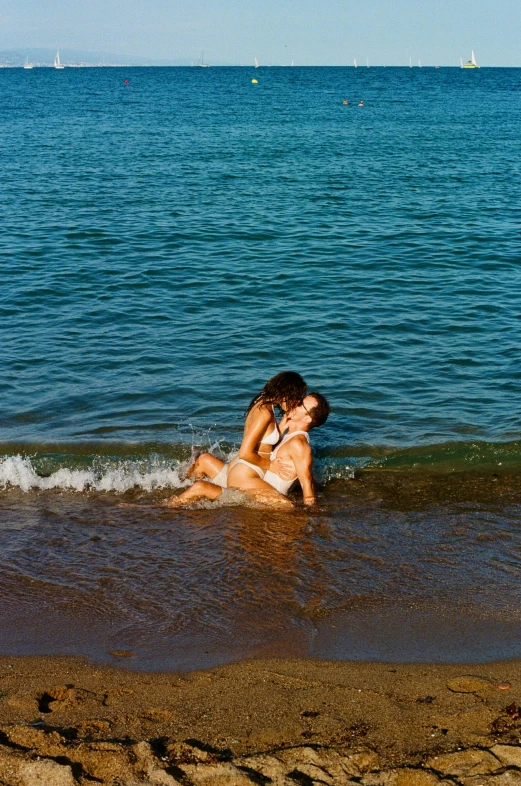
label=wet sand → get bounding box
[2,465,521,673]
[1,654,521,784]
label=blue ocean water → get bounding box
[2,66,521,668]
[2,66,521,463]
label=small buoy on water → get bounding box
[124,80,129,85]
[252,78,258,84]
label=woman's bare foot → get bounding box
[162,496,184,507]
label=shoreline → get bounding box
[1,654,521,784]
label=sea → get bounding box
[2,65,521,670]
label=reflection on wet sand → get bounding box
[0,468,521,669]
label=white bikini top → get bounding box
[269,430,310,462]
[261,422,280,446]
[258,407,280,449]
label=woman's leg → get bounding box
[164,481,223,507]
[187,453,225,480]
[227,464,294,509]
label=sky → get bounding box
[1,0,520,66]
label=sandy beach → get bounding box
[1,654,521,784]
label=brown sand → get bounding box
[1,655,521,784]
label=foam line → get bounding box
[0,455,189,493]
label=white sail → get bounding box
[418,59,421,67]
[353,57,357,68]
[254,57,259,68]
[23,57,33,69]
[409,57,412,68]
[460,57,463,67]
[366,58,369,67]
[461,51,479,68]
[54,51,64,69]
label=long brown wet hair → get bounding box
[247,371,307,415]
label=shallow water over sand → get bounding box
[1,468,520,670]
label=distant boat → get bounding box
[54,51,64,69]
[254,57,259,68]
[418,59,422,67]
[353,57,357,68]
[199,51,209,67]
[409,57,412,68]
[461,50,479,68]
[23,58,33,69]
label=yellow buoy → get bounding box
[252,78,258,84]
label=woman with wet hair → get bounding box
[184,371,307,490]
[165,388,330,509]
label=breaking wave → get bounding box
[0,454,189,494]
[0,438,519,494]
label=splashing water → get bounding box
[0,454,189,493]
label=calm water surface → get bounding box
[1,67,521,667]
[2,66,521,448]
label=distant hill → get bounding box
[0,48,192,67]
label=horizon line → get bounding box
[2,63,517,68]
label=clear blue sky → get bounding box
[2,0,519,66]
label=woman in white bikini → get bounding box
[182,370,307,490]
[166,391,330,508]
[226,392,330,505]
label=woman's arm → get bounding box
[238,405,273,464]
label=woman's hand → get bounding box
[278,411,292,432]
[271,457,295,480]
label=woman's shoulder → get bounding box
[249,401,273,417]
[244,401,275,433]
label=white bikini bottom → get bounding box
[212,463,229,488]
[234,458,265,479]
[215,458,295,497]
[212,456,263,488]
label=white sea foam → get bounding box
[0,455,189,493]
[0,452,356,495]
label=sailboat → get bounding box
[353,57,357,68]
[199,51,209,67]
[23,57,33,69]
[461,50,479,68]
[254,57,259,68]
[409,57,412,68]
[418,59,422,67]
[366,58,370,68]
[54,51,64,69]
